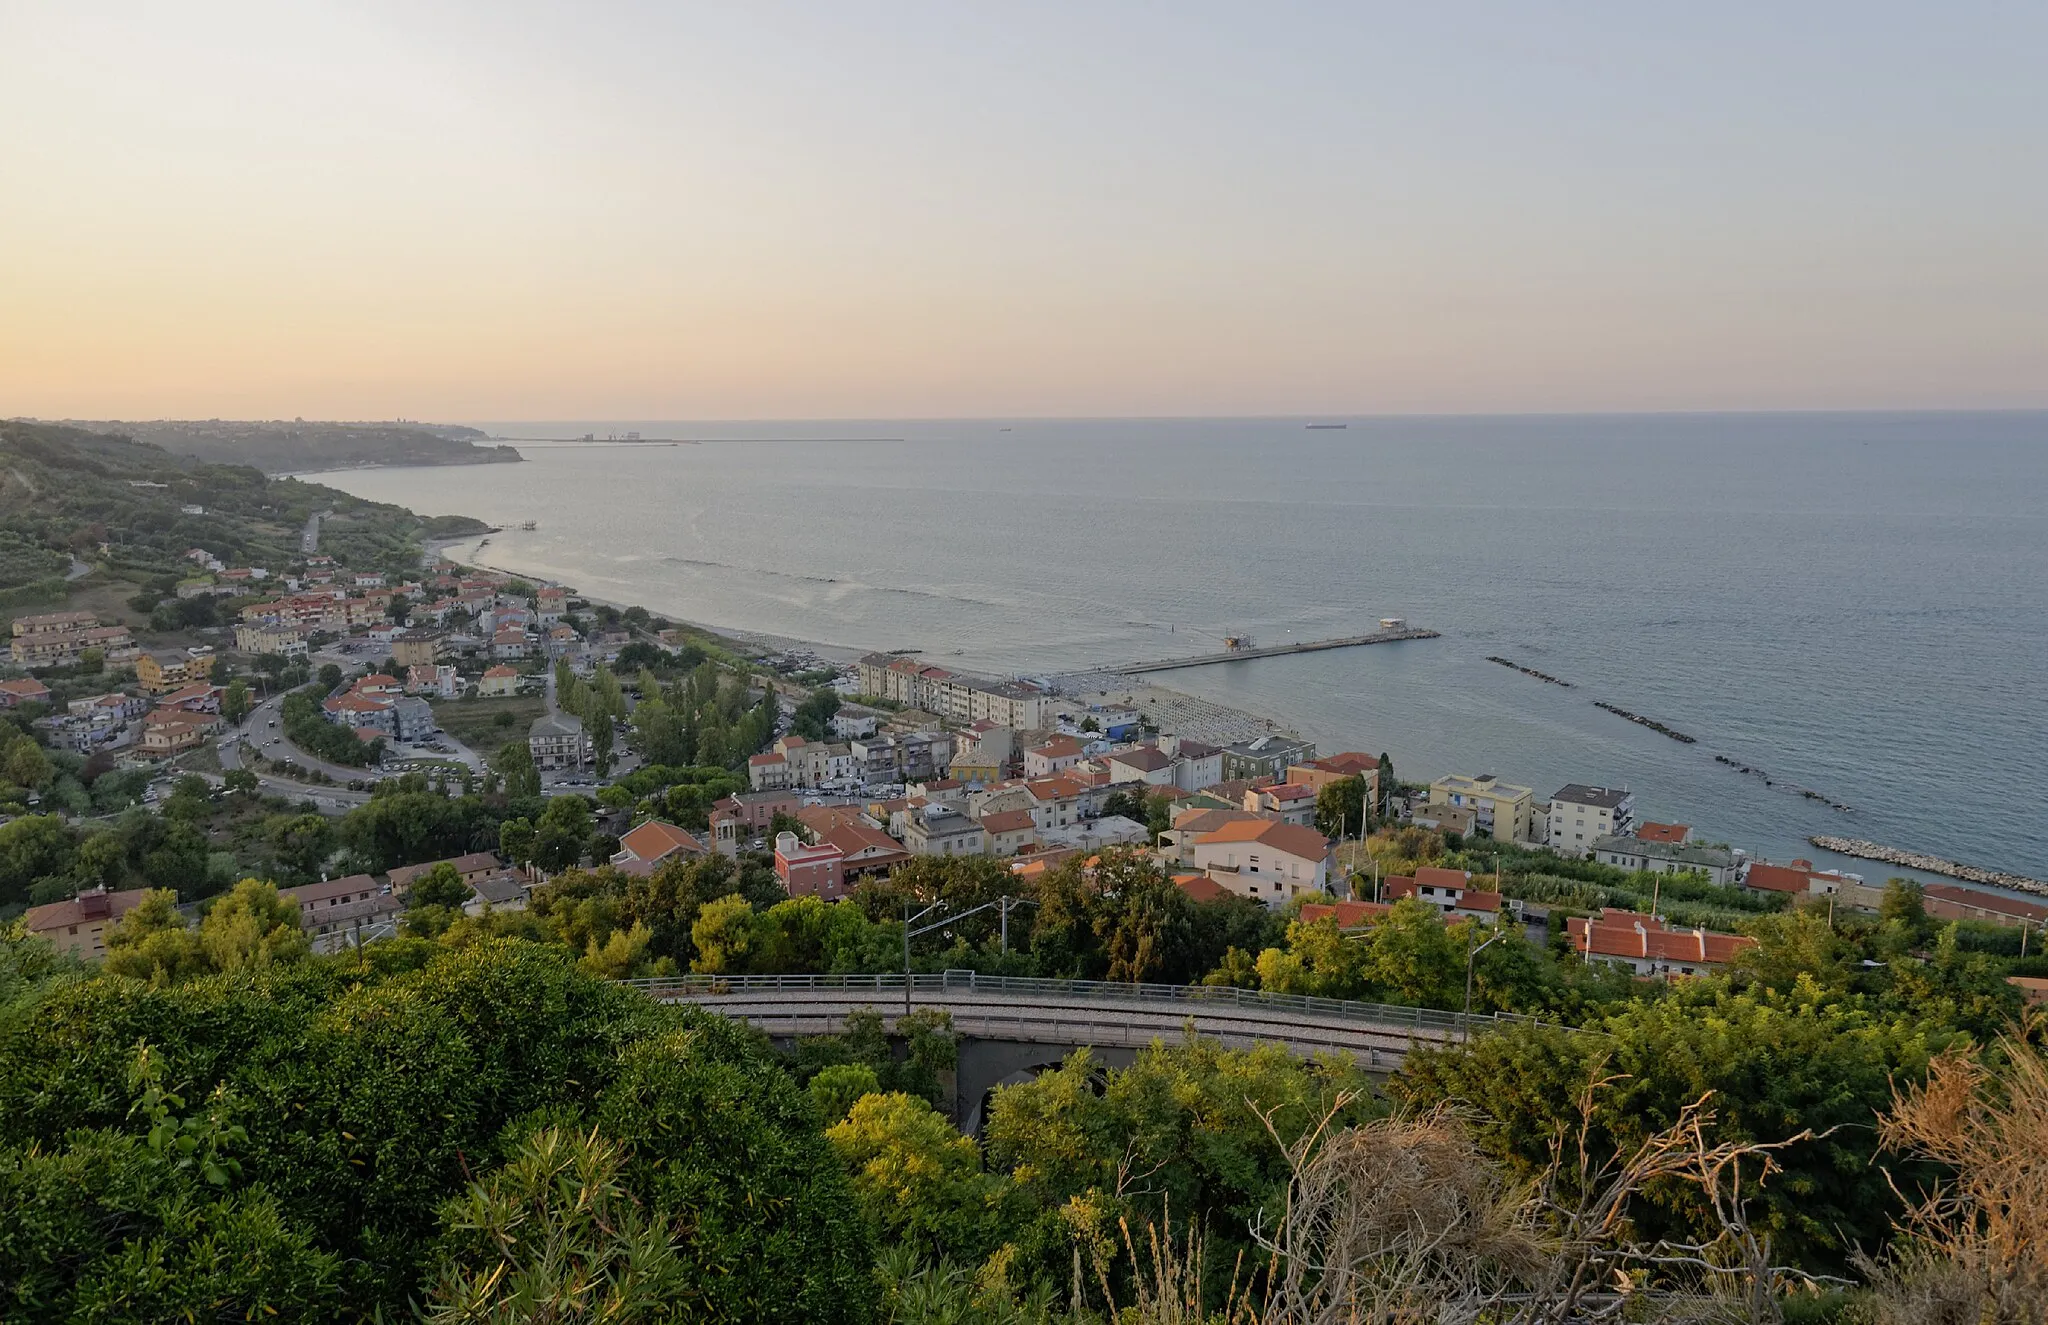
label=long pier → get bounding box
[1106,627,1440,676]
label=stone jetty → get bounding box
[1810,835,2048,898]
[1593,702,1696,744]
[1487,656,1573,687]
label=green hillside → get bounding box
[0,419,489,618]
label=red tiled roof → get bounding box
[620,820,704,862]
[980,810,1036,834]
[482,664,518,678]
[1026,775,1085,802]
[1171,807,1271,835]
[280,875,381,908]
[1175,874,1231,903]
[1193,818,1331,860]
[1309,752,1380,776]
[1261,782,1315,803]
[1922,883,2048,923]
[748,753,786,766]
[1299,900,1394,928]
[1636,822,1690,843]
[1744,863,1817,893]
[1415,865,1472,890]
[1110,746,1172,773]
[24,887,150,934]
[1567,915,1757,967]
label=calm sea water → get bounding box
[310,414,2048,881]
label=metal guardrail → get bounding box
[620,970,1521,1038]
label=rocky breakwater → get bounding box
[1592,702,1696,744]
[1809,836,2048,898]
[1715,756,1851,812]
[1487,656,1573,687]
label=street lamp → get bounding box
[1464,930,1505,1020]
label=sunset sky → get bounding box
[3,1,2044,419]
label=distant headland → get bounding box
[43,419,524,475]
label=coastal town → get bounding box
[11,528,2044,996]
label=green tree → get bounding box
[409,862,471,910]
[585,694,615,778]
[1314,773,1369,839]
[499,817,536,867]
[197,879,309,971]
[2,734,54,792]
[1395,987,1939,1270]
[267,813,335,881]
[690,895,758,974]
[807,1062,880,1125]
[1878,877,1934,945]
[223,767,259,797]
[102,889,210,983]
[221,677,252,725]
[317,662,342,691]
[826,1091,1013,1263]
[72,830,127,889]
[0,813,79,909]
[531,795,594,874]
[1377,752,1395,817]
[422,1125,685,1324]
[789,686,842,741]
[491,740,541,800]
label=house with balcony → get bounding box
[1244,781,1317,826]
[1547,784,1637,856]
[1024,735,1085,779]
[477,665,521,698]
[903,804,989,857]
[1183,819,1332,907]
[527,712,588,770]
[1427,773,1537,843]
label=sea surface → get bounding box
[308,414,2048,883]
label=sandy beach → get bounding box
[433,536,1306,748]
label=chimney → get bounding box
[77,887,111,919]
[1634,921,1649,957]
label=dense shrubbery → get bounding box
[0,937,876,1322]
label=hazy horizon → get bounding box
[5,2,2044,419]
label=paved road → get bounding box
[66,558,92,581]
[631,973,1499,1073]
[229,694,387,788]
[200,750,371,809]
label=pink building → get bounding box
[774,832,847,899]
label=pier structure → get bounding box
[1100,626,1440,676]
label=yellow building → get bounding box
[137,649,210,694]
[1427,773,1537,844]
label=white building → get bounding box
[1547,784,1636,857]
[1183,820,1333,907]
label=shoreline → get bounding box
[434,536,1303,747]
[420,535,2041,899]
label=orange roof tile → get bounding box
[1193,819,1331,860]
